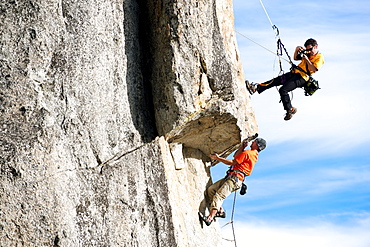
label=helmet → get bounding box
[255,138,267,151]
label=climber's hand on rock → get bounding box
[242,139,249,147]
[210,153,219,160]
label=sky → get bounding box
[211,0,370,246]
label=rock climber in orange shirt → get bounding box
[199,137,267,226]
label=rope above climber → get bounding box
[198,137,267,226]
[245,38,325,121]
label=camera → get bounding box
[297,47,313,59]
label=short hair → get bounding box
[304,38,318,47]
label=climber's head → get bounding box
[304,38,318,47]
[304,38,319,57]
[254,138,267,152]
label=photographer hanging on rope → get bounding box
[246,38,325,121]
[198,137,267,226]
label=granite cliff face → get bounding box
[0,0,257,246]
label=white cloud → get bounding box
[211,159,370,216]
[248,160,370,195]
[219,218,370,247]
[252,87,370,150]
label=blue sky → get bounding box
[211,0,370,246]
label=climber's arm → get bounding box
[233,139,248,158]
[209,153,237,166]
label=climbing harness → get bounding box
[237,0,315,101]
[294,64,321,96]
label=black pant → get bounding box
[257,72,307,111]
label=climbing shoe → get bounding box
[284,107,297,121]
[245,80,257,95]
[215,211,226,218]
[198,212,213,226]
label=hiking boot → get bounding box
[284,107,297,121]
[198,212,213,226]
[245,80,257,95]
[215,211,226,218]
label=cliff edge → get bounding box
[0,0,257,246]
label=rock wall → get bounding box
[0,0,257,246]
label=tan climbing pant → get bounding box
[207,175,242,211]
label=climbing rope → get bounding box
[236,0,298,102]
[235,31,289,62]
[221,191,238,247]
[258,0,274,28]
[235,30,293,68]
[260,0,295,68]
[230,191,238,247]
[235,0,295,68]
